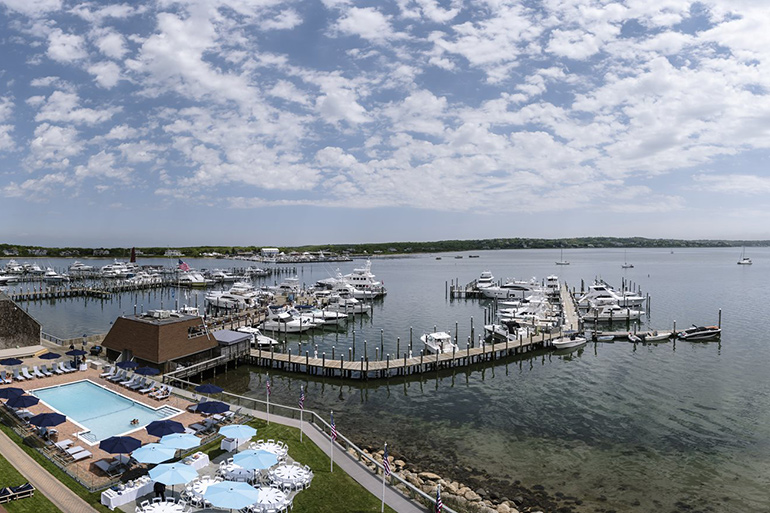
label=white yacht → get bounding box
[476,271,495,289]
[260,306,315,333]
[177,271,210,288]
[0,274,20,285]
[325,293,372,315]
[209,269,238,282]
[294,306,348,326]
[582,304,643,322]
[552,333,587,350]
[266,277,302,295]
[4,260,24,274]
[420,331,459,354]
[577,281,645,309]
[236,326,280,347]
[43,267,69,283]
[100,260,135,278]
[737,247,752,265]
[68,261,94,273]
[23,262,45,275]
[480,277,539,299]
[342,259,387,297]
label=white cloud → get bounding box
[93,30,128,59]
[74,150,131,181]
[88,61,122,88]
[692,173,770,195]
[47,29,88,63]
[261,9,302,30]
[335,7,395,44]
[35,91,120,125]
[27,123,83,168]
[104,124,140,140]
[3,172,70,199]
[0,0,61,17]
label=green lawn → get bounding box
[1,418,399,513]
[0,450,60,513]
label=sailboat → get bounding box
[622,250,634,268]
[737,247,752,265]
[555,249,569,265]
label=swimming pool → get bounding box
[31,380,180,444]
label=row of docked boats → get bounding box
[553,324,721,351]
[577,280,646,322]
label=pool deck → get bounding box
[4,366,208,489]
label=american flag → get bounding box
[330,411,337,440]
[299,386,305,410]
[177,259,190,272]
[383,443,391,477]
[435,484,443,513]
[266,375,271,396]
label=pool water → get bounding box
[32,380,180,444]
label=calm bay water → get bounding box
[8,248,770,512]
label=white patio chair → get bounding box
[21,367,35,379]
[140,500,150,508]
[13,368,25,381]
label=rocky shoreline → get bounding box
[353,445,587,513]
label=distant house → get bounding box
[29,249,47,256]
[0,292,41,349]
[164,249,183,257]
[3,248,19,256]
[93,249,111,256]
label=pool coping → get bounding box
[29,378,183,445]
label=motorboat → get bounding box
[476,271,495,289]
[294,305,348,326]
[577,281,645,309]
[544,275,560,296]
[236,326,280,348]
[43,267,69,283]
[737,247,752,265]
[551,333,586,349]
[324,293,372,315]
[642,330,672,342]
[480,277,539,299]
[23,262,45,275]
[177,271,210,288]
[101,260,136,278]
[627,332,642,343]
[4,260,24,274]
[0,274,20,285]
[582,304,643,322]
[209,269,238,282]
[175,305,201,317]
[68,261,94,273]
[260,306,315,333]
[266,277,302,295]
[677,325,721,341]
[342,259,387,297]
[420,331,459,354]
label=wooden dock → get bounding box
[245,329,567,380]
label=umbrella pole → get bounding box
[300,409,303,443]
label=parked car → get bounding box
[89,345,103,356]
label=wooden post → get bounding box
[718,308,722,328]
[380,329,384,356]
[396,337,400,357]
[470,316,474,344]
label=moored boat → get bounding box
[420,331,459,354]
[677,325,721,341]
[642,330,672,342]
[552,333,587,349]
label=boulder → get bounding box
[464,490,482,502]
[418,472,442,481]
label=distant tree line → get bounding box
[0,237,767,259]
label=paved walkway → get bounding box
[0,428,98,513]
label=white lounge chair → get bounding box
[66,445,86,456]
[0,370,11,384]
[139,381,158,394]
[54,439,73,451]
[100,366,115,378]
[39,365,53,377]
[109,369,127,382]
[71,449,92,461]
[120,374,137,386]
[12,368,25,381]
[153,386,171,400]
[21,367,35,380]
[62,361,77,373]
[32,366,45,378]
[128,377,147,390]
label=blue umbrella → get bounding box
[38,352,61,360]
[28,412,66,427]
[233,449,278,470]
[195,401,229,415]
[7,395,39,409]
[146,419,184,438]
[116,361,138,369]
[195,383,223,395]
[100,436,142,455]
[131,443,177,464]
[65,349,87,356]
[219,424,256,440]
[149,462,198,486]
[0,387,24,399]
[203,481,260,510]
[0,358,23,366]
[134,366,160,376]
[159,433,200,450]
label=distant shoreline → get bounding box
[1,236,768,260]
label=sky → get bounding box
[2,0,770,247]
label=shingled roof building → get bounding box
[0,291,41,349]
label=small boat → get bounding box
[552,333,587,349]
[555,249,569,265]
[622,250,634,268]
[236,326,280,347]
[627,332,641,343]
[435,257,442,260]
[420,331,459,354]
[454,256,463,259]
[642,330,672,342]
[469,255,480,258]
[737,247,752,265]
[677,325,721,341]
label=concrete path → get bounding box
[0,428,98,513]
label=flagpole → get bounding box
[299,385,304,443]
[330,410,334,473]
[266,374,270,425]
[381,442,387,512]
[300,408,303,442]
